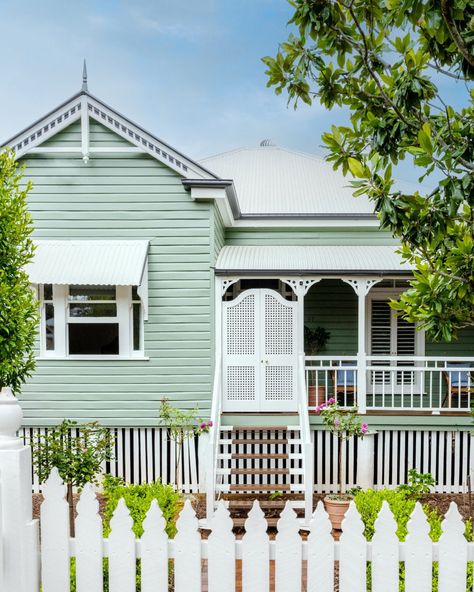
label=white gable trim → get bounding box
[2,91,218,180]
[4,94,82,159]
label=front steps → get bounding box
[211,424,306,524]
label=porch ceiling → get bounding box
[215,245,412,275]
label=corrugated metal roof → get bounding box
[27,240,149,285]
[215,245,412,273]
[200,146,374,216]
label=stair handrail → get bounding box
[206,352,222,520]
[297,353,313,522]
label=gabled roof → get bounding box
[201,145,376,218]
[2,89,218,180]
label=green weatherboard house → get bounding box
[3,69,473,519]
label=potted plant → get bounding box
[316,398,368,529]
[304,325,330,408]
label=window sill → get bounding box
[36,356,150,361]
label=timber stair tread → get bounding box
[225,426,300,431]
[229,484,291,492]
[230,467,289,475]
[232,517,280,528]
[231,438,289,445]
[229,453,289,460]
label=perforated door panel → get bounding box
[223,289,298,412]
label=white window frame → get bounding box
[38,284,146,360]
[366,287,425,393]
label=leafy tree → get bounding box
[0,149,38,390]
[263,0,474,341]
[32,419,113,535]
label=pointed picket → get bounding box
[438,502,467,592]
[75,484,103,592]
[208,501,235,592]
[339,502,366,592]
[275,502,302,592]
[141,500,168,592]
[174,500,201,592]
[242,501,269,592]
[40,468,70,592]
[372,502,399,592]
[108,498,136,592]
[405,503,432,592]
[307,502,334,592]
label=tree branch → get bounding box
[439,0,474,68]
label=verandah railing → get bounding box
[37,468,474,592]
[306,356,473,412]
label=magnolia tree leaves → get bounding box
[263,0,474,341]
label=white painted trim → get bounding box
[38,284,144,358]
[29,147,146,154]
[230,218,381,228]
[36,356,150,361]
[80,94,89,162]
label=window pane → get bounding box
[45,303,54,350]
[69,303,117,317]
[44,284,53,301]
[68,323,119,355]
[69,285,116,301]
[133,303,141,350]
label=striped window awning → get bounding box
[215,245,412,275]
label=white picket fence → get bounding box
[22,427,474,494]
[38,467,474,592]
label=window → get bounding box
[39,284,144,358]
[367,289,424,388]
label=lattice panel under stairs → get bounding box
[215,426,304,496]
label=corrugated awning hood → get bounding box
[27,240,149,285]
[215,245,412,274]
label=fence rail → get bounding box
[21,427,474,494]
[38,468,474,592]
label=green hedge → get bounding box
[353,488,473,591]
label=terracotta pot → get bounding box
[323,496,352,530]
[308,385,326,409]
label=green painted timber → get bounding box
[225,226,398,246]
[19,121,214,426]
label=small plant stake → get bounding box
[316,398,368,529]
[159,399,212,490]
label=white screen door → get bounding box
[223,289,297,412]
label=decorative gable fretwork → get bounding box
[3,92,214,180]
[87,99,190,174]
[8,97,82,158]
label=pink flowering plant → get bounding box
[316,398,368,497]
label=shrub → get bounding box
[353,488,473,591]
[0,149,38,392]
[102,475,183,538]
[398,468,436,499]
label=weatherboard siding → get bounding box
[225,227,398,246]
[19,122,214,426]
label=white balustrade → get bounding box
[306,355,473,412]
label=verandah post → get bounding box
[0,387,40,592]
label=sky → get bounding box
[0,0,469,186]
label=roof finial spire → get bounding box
[82,59,88,92]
